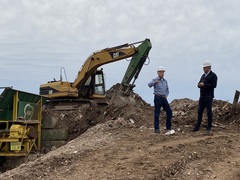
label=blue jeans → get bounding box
[154,95,172,130]
[195,96,213,130]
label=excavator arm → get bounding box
[120,39,152,95]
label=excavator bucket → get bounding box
[106,84,138,106]
[109,90,136,106]
[110,90,137,106]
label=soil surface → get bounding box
[0,92,240,180]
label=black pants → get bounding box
[195,96,213,130]
[154,95,172,130]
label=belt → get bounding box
[155,94,166,98]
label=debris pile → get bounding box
[170,98,239,130]
[43,96,239,146]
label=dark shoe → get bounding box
[154,129,160,133]
[192,127,199,132]
[164,127,172,131]
[205,129,212,135]
[206,127,212,132]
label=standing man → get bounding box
[193,61,218,133]
[148,66,172,133]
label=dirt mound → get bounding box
[0,87,240,180]
[51,97,236,143]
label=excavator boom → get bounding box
[73,43,137,93]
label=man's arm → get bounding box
[198,74,205,88]
[204,73,217,89]
[166,80,170,97]
[148,78,158,87]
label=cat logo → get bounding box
[113,52,120,58]
[109,51,126,59]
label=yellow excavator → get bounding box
[39,38,152,106]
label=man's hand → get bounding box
[198,82,204,87]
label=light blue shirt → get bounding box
[148,77,169,96]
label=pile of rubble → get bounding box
[170,98,239,130]
[44,96,239,146]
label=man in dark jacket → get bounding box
[193,61,218,133]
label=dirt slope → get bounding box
[0,98,240,180]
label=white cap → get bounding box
[202,61,212,68]
[157,66,165,72]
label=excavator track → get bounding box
[44,99,109,111]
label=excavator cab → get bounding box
[80,69,106,99]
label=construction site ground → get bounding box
[0,96,240,180]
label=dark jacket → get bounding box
[198,71,217,97]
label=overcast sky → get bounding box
[1,0,240,105]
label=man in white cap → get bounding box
[148,66,172,133]
[193,60,218,133]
